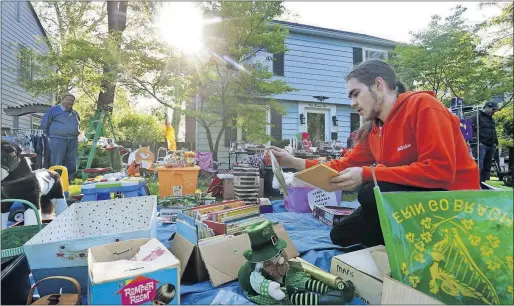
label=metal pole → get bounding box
[476,109,480,165]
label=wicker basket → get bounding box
[1,199,44,264]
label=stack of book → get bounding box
[177,200,267,241]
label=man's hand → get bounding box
[268,146,306,170]
[329,167,363,191]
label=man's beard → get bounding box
[263,252,289,279]
[366,91,382,121]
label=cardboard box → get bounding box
[170,223,298,287]
[88,238,180,305]
[330,245,391,305]
[381,275,443,304]
[24,196,158,297]
[312,205,354,226]
[259,198,273,214]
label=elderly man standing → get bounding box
[41,93,80,181]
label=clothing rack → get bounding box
[7,128,50,169]
[9,128,43,151]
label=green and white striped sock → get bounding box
[290,292,319,305]
[305,279,328,294]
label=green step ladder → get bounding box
[77,109,121,180]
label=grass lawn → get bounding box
[485,177,512,190]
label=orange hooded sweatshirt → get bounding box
[306,91,480,190]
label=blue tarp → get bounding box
[160,200,365,305]
[29,200,365,305]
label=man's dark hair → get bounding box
[345,60,406,143]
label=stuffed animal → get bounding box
[128,147,155,170]
[1,140,68,229]
[238,220,355,305]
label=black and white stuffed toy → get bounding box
[1,140,68,229]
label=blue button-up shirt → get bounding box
[41,105,80,139]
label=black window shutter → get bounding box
[224,125,237,147]
[270,109,282,140]
[273,52,284,76]
[353,47,363,65]
[350,113,360,132]
[331,132,338,141]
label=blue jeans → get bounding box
[49,137,78,181]
[476,143,496,182]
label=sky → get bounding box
[136,1,509,112]
[280,2,503,44]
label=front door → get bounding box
[307,112,326,143]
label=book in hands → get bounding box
[294,163,340,192]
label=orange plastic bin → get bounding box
[157,166,200,197]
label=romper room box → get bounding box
[88,238,180,305]
[23,196,158,297]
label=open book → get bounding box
[270,151,288,196]
[294,163,340,192]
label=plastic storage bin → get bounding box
[284,186,342,213]
[157,166,200,197]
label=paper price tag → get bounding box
[307,188,337,210]
[172,185,182,196]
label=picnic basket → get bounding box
[1,199,44,264]
[27,276,81,305]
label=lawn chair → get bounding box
[156,147,170,162]
[196,152,224,188]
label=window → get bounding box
[32,115,42,130]
[224,123,237,148]
[353,47,363,66]
[242,107,271,143]
[19,46,32,82]
[270,108,282,141]
[363,48,388,61]
[272,52,284,76]
[350,113,360,132]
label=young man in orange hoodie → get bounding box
[271,60,479,248]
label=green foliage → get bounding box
[27,2,107,100]
[479,2,513,51]
[480,2,513,147]
[193,1,296,159]
[77,145,109,168]
[114,112,163,145]
[496,103,514,147]
[390,6,510,106]
[270,139,289,148]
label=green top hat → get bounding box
[243,220,287,263]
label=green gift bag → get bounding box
[373,180,513,305]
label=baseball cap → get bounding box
[485,101,499,109]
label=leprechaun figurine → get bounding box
[238,220,355,305]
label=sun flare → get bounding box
[155,2,204,54]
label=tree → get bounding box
[26,2,107,100]
[390,6,504,105]
[96,1,128,110]
[480,2,514,147]
[479,2,513,53]
[191,1,296,160]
